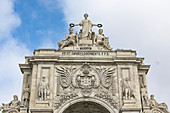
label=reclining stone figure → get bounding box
[0,95,21,112]
[95,29,111,50]
[58,27,78,49]
[149,95,169,113]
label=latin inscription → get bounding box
[62,52,109,56]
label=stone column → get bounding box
[21,73,28,102]
[29,63,38,108]
[56,76,60,96]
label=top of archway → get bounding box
[54,97,118,113]
[57,13,112,51]
[63,101,110,113]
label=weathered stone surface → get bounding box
[1,14,169,113]
[0,95,21,113]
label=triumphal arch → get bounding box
[0,14,169,113]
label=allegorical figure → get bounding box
[74,13,98,39]
[0,95,20,112]
[141,85,149,106]
[95,29,105,45]
[149,95,158,108]
[38,77,50,101]
[95,29,111,50]
[123,78,133,100]
[58,27,78,49]
[21,83,30,107]
[149,95,169,112]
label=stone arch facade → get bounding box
[55,97,118,113]
[0,13,168,113]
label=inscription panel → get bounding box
[62,51,109,56]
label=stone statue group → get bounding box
[122,77,169,113]
[58,13,111,50]
[0,76,50,113]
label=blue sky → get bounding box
[14,0,66,50]
[0,0,170,109]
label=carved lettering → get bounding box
[62,51,109,56]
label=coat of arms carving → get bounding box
[55,63,116,109]
[56,63,115,97]
[76,63,96,96]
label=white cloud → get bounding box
[0,0,21,39]
[0,38,31,103]
[59,0,170,107]
[0,0,31,104]
[1,0,170,110]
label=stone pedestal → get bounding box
[30,109,53,113]
[79,39,92,44]
[121,100,140,113]
[120,108,141,113]
[20,108,28,113]
[35,100,50,108]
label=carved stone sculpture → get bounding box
[76,63,96,97]
[0,95,21,112]
[58,14,112,51]
[95,29,111,50]
[95,29,105,45]
[123,78,134,100]
[55,63,116,109]
[95,93,119,110]
[141,85,149,107]
[104,37,111,49]
[149,95,158,108]
[96,67,115,89]
[53,93,78,109]
[149,95,169,113]
[56,66,74,89]
[58,27,78,49]
[38,77,50,101]
[21,83,30,107]
[73,13,99,39]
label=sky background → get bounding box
[0,0,170,110]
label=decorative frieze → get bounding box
[54,63,117,109]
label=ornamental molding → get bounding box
[54,63,118,109]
